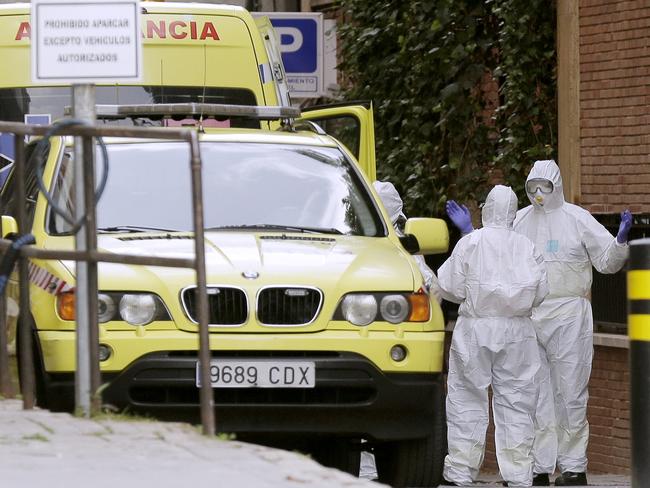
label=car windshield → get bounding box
[48,141,383,237]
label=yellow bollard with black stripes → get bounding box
[628,239,650,488]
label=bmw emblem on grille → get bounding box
[242,270,259,279]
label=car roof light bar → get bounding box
[65,103,301,120]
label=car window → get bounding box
[48,141,383,237]
[304,116,360,160]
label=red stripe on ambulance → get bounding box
[27,262,73,295]
[14,20,220,41]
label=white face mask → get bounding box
[532,188,545,206]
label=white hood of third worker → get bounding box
[526,159,565,211]
[373,181,406,224]
[481,185,518,229]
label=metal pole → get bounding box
[14,134,35,409]
[628,238,650,487]
[189,131,215,435]
[82,134,100,415]
[72,84,96,417]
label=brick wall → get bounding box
[579,0,650,214]
[587,345,630,474]
[480,344,630,475]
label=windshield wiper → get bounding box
[207,224,343,235]
[97,225,180,233]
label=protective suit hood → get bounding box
[481,185,518,229]
[373,181,406,224]
[526,160,565,211]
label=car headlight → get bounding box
[334,290,430,325]
[380,295,409,324]
[97,294,116,323]
[119,294,157,325]
[341,294,377,326]
[57,291,171,324]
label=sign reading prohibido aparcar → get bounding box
[31,0,142,83]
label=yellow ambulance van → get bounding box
[0,1,290,127]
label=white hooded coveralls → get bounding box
[514,160,629,474]
[372,181,442,303]
[439,185,548,486]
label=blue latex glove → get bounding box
[616,209,633,244]
[445,200,474,235]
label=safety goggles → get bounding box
[525,178,553,194]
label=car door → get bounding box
[254,16,292,108]
[299,102,376,181]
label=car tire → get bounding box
[311,438,361,476]
[375,375,446,487]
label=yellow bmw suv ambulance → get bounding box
[2,102,449,487]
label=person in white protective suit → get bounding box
[446,160,633,486]
[439,185,549,487]
[515,160,631,486]
[372,180,442,303]
[359,181,443,481]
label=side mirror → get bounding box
[398,234,419,254]
[403,218,449,255]
[1,216,18,239]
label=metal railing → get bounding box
[0,120,214,435]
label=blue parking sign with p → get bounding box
[270,18,318,73]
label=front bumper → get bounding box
[39,328,445,373]
[99,351,444,441]
[38,329,445,440]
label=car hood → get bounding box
[52,232,419,331]
[95,231,415,285]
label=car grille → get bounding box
[130,385,375,405]
[257,287,322,325]
[182,286,247,325]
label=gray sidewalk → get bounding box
[0,398,632,487]
[0,399,382,487]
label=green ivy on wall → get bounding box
[337,0,557,216]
